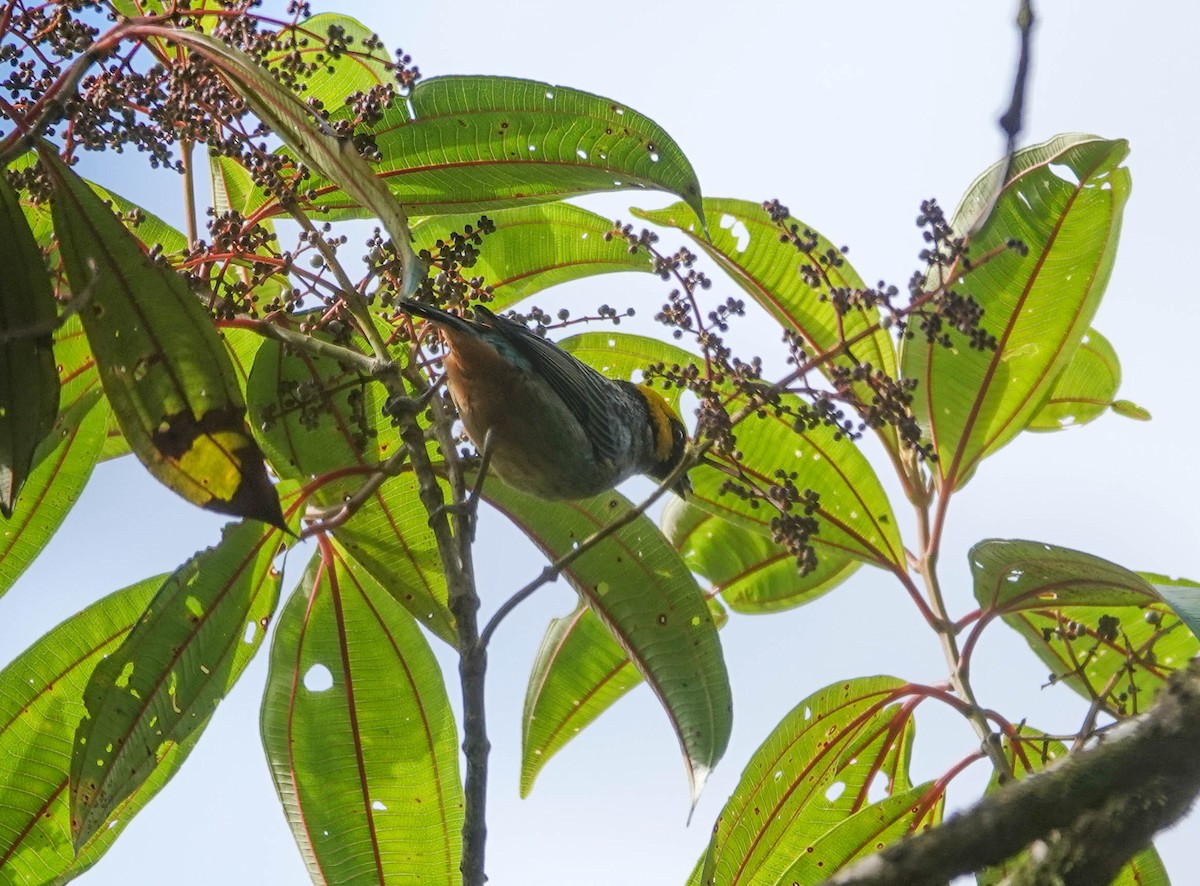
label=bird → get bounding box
[399,299,692,501]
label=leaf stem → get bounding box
[915,492,1013,779]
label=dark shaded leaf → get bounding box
[0,173,59,515]
[41,147,284,528]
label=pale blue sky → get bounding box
[3,2,1198,884]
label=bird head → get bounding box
[637,384,693,498]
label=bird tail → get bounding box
[398,299,480,334]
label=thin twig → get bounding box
[478,448,694,648]
[283,201,392,363]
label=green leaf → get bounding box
[410,203,653,310]
[634,198,899,454]
[250,75,705,226]
[261,542,463,885]
[969,540,1200,717]
[1111,398,1151,421]
[0,392,108,602]
[521,604,640,798]
[693,400,905,571]
[173,31,420,290]
[901,134,1131,489]
[561,331,903,572]
[1026,328,1124,432]
[69,519,286,848]
[246,327,397,488]
[696,677,920,886]
[520,596,727,799]
[662,497,859,614]
[263,14,395,118]
[41,147,284,528]
[778,782,943,885]
[486,482,730,805]
[0,575,205,885]
[332,472,455,644]
[976,727,1170,886]
[0,173,60,516]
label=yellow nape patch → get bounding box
[637,384,678,462]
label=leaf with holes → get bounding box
[694,677,927,886]
[261,542,463,884]
[0,172,60,516]
[1026,328,1142,432]
[976,726,1170,886]
[410,203,653,311]
[635,198,900,456]
[521,596,726,798]
[662,497,859,614]
[0,575,208,885]
[487,481,730,806]
[969,540,1200,718]
[69,519,286,848]
[778,782,943,885]
[239,75,704,228]
[901,134,1131,489]
[42,147,284,528]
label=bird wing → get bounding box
[475,307,629,467]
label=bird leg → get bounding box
[428,429,494,544]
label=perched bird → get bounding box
[400,299,691,500]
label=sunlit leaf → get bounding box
[561,332,904,572]
[662,497,859,614]
[41,147,284,528]
[291,75,705,226]
[692,401,905,571]
[901,134,1131,489]
[1027,328,1128,432]
[520,596,727,798]
[410,203,653,311]
[333,472,455,644]
[69,519,286,847]
[779,782,943,885]
[487,482,730,805]
[969,540,1200,718]
[695,677,923,886]
[0,173,59,515]
[1111,399,1151,421]
[261,542,463,884]
[634,198,899,456]
[0,575,205,885]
